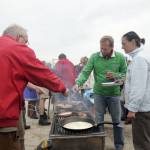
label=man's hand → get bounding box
[73,84,79,91]
[106,72,115,80]
[127,111,136,122]
[115,79,124,85]
[73,84,83,92]
[62,89,69,97]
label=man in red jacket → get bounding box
[54,53,76,101]
[0,24,68,150]
[55,53,76,89]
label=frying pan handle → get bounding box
[96,121,119,127]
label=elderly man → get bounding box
[75,36,127,150]
[0,24,68,150]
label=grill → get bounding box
[49,100,105,150]
[51,114,101,135]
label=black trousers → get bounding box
[132,112,150,150]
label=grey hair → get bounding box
[100,35,114,47]
[2,24,27,38]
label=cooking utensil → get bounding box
[57,111,73,117]
[57,111,87,118]
[56,103,73,109]
[60,116,118,131]
[77,112,87,117]
[101,81,121,86]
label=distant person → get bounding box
[0,24,68,150]
[75,56,88,76]
[23,86,38,130]
[24,84,40,119]
[54,53,76,101]
[37,61,52,126]
[55,53,76,89]
[24,83,51,126]
[75,56,94,95]
[38,87,50,125]
[122,31,150,150]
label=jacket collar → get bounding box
[99,50,115,58]
[128,47,143,58]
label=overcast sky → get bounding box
[0,0,150,64]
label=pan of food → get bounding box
[56,103,73,109]
[57,111,88,118]
[60,116,119,131]
[57,111,73,117]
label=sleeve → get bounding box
[113,54,127,79]
[119,55,127,78]
[126,57,148,112]
[19,47,66,93]
[76,54,94,86]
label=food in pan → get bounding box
[56,104,72,109]
[58,112,72,117]
[63,121,93,130]
[77,112,87,117]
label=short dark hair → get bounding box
[123,31,145,47]
[58,53,66,59]
[100,36,114,47]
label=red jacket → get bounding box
[55,59,76,88]
[0,36,66,127]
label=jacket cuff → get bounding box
[124,104,138,112]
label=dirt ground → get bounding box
[25,103,134,150]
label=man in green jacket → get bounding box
[75,36,127,150]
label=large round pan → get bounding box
[57,111,87,118]
[60,116,95,131]
[56,103,73,109]
[60,116,119,131]
[57,111,73,117]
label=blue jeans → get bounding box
[94,95,124,149]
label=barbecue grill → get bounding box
[49,99,106,150]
